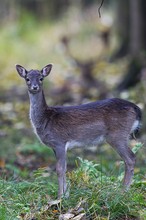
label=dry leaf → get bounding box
[72,213,86,220]
[59,213,75,220]
[0,159,5,168]
[48,199,61,207]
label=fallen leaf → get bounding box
[0,159,5,168]
[59,213,75,220]
[52,209,59,213]
[48,199,61,207]
[72,213,86,220]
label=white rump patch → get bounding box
[131,120,139,133]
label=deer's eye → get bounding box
[26,78,30,82]
[40,77,43,82]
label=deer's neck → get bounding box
[29,90,48,128]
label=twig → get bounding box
[98,0,104,18]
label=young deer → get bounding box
[16,64,141,198]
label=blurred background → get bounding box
[0,0,146,178]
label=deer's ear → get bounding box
[16,64,27,78]
[41,64,52,77]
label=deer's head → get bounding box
[16,64,52,94]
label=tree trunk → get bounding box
[116,0,146,91]
[129,0,142,56]
[112,0,130,59]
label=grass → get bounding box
[0,176,57,219]
[66,157,146,220]
[0,147,145,220]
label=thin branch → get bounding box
[98,0,104,18]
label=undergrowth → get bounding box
[0,143,145,220]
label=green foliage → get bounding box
[132,142,144,154]
[65,156,146,219]
[0,174,58,219]
[0,206,7,220]
[0,151,145,219]
[18,141,54,157]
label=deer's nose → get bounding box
[32,85,39,90]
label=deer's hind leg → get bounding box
[107,135,136,188]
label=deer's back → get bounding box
[41,98,141,148]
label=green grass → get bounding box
[0,151,145,220]
[0,176,57,219]
[66,157,146,220]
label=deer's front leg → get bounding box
[55,147,67,198]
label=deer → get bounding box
[16,64,142,199]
